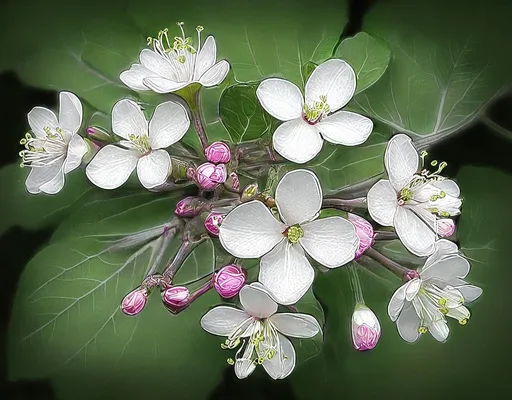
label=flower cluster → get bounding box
[19,21,482,381]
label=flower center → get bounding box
[128,133,151,153]
[302,95,329,124]
[221,318,283,367]
[284,225,304,244]
[147,22,203,64]
[19,126,67,168]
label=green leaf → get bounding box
[8,190,235,400]
[349,0,511,137]
[306,132,388,195]
[334,32,391,94]
[291,166,512,399]
[219,82,272,143]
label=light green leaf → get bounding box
[349,0,511,137]
[219,82,272,143]
[334,32,391,94]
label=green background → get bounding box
[1,0,512,398]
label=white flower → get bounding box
[367,134,462,256]
[388,240,483,343]
[20,91,87,195]
[201,283,321,380]
[256,59,373,164]
[86,99,189,189]
[219,169,359,305]
[120,23,230,93]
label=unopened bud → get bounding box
[224,172,240,192]
[348,213,375,259]
[86,125,112,142]
[204,212,225,236]
[205,141,231,164]
[196,163,227,190]
[213,265,246,298]
[436,218,455,238]
[162,286,190,311]
[403,270,421,282]
[175,196,206,217]
[121,287,148,316]
[241,183,259,202]
[351,303,381,351]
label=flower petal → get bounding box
[396,302,421,343]
[275,169,322,225]
[263,334,296,380]
[385,134,419,191]
[316,111,373,146]
[239,285,277,319]
[86,145,139,190]
[27,107,58,138]
[269,313,321,338]
[259,241,315,305]
[139,48,178,80]
[428,320,449,342]
[120,64,157,91]
[63,134,88,174]
[433,179,460,197]
[367,180,398,226]
[300,217,359,268]
[58,92,82,134]
[420,254,470,281]
[200,306,251,336]
[256,78,304,121]
[235,342,257,379]
[194,35,217,79]
[198,60,230,87]
[25,157,66,195]
[395,206,436,256]
[136,150,171,189]
[112,99,148,140]
[305,59,356,113]
[388,280,413,322]
[273,119,323,164]
[219,200,285,258]
[455,284,483,303]
[142,77,189,94]
[148,101,190,149]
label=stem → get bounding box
[365,247,410,278]
[179,84,208,150]
[374,231,398,241]
[322,197,367,211]
[481,113,512,141]
[162,234,208,279]
[348,263,365,304]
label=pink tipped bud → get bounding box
[348,213,375,259]
[205,141,231,164]
[175,196,205,217]
[204,212,225,236]
[351,303,381,351]
[224,172,240,192]
[121,288,148,316]
[162,286,190,310]
[86,125,112,142]
[437,218,455,237]
[213,264,246,298]
[196,163,227,190]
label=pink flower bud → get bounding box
[196,163,227,190]
[175,196,205,217]
[204,212,225,236]
[224,172,240,192]
[213,264,246,298]
[437,218,455,237]
[86,125,112,142]
[205,141,231,164]
[121,288,148,316]
[348,213,375,259]
[404,270,421,282]
[162,286,190,309]
[351,303,381,351]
